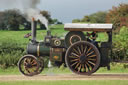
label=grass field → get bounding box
[0,80,128,85]
[0,24,108,45]
[0,25,65,45]
[0,63,128,75]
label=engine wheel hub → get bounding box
[80,54,87,64]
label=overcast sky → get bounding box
[38,0,128,23]
[0,0,128,23]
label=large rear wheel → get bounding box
[65,41,100,75]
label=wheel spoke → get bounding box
[30,58,33,63]
[85,64,88,72]
[32,69,36,73]
[86,47,92,54]
[82,64,85,72]
[73,48,79,55]
[32,63,38,67]
[88,61,96,66]
[71,52,80,57]
[24,62,27,66]
[75,62,80,69]
[27,58,31,64]
[29,68,36,74]
[81,44,84,53]
[31,60,37,65]
[78,64,82,72]
[88,55,96,58]
[24,59,29,64]
[71,62,78,67]
[31,66,37,71]
[84,46,87,54]
[69,56,78,58]
[87,58,96,61]
[77,46,82,55]
[24,66,30,73]
[87,51,94,56]
[71,59,79,62]
[31,59,36,64]
[86,62,92,71]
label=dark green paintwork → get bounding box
[27,42,50,56]
[39,42,50,56]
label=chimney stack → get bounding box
[31,17,37,43]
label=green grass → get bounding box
[97,63,128,73]
[0,80,128,85]
[0,67,19,75]
[0,24,66,45]
[0,67,71,75]
[0,24,108,45]
[0,63,128,75]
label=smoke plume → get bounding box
[26,8,48,29]
[0,0,40,10]
[0,0,49,30]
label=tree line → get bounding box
[0,9,62,31]
[0,3,127,31]
[72,3,128,31]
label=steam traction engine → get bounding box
[18,19,113,76]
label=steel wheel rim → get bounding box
[18,55,39,76]
[65,31,85,47]
[36,57,44,74]
[69,35,82,45]
[65,41,100,75]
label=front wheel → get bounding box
[65,41,100,75]
[18,55,40,76]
